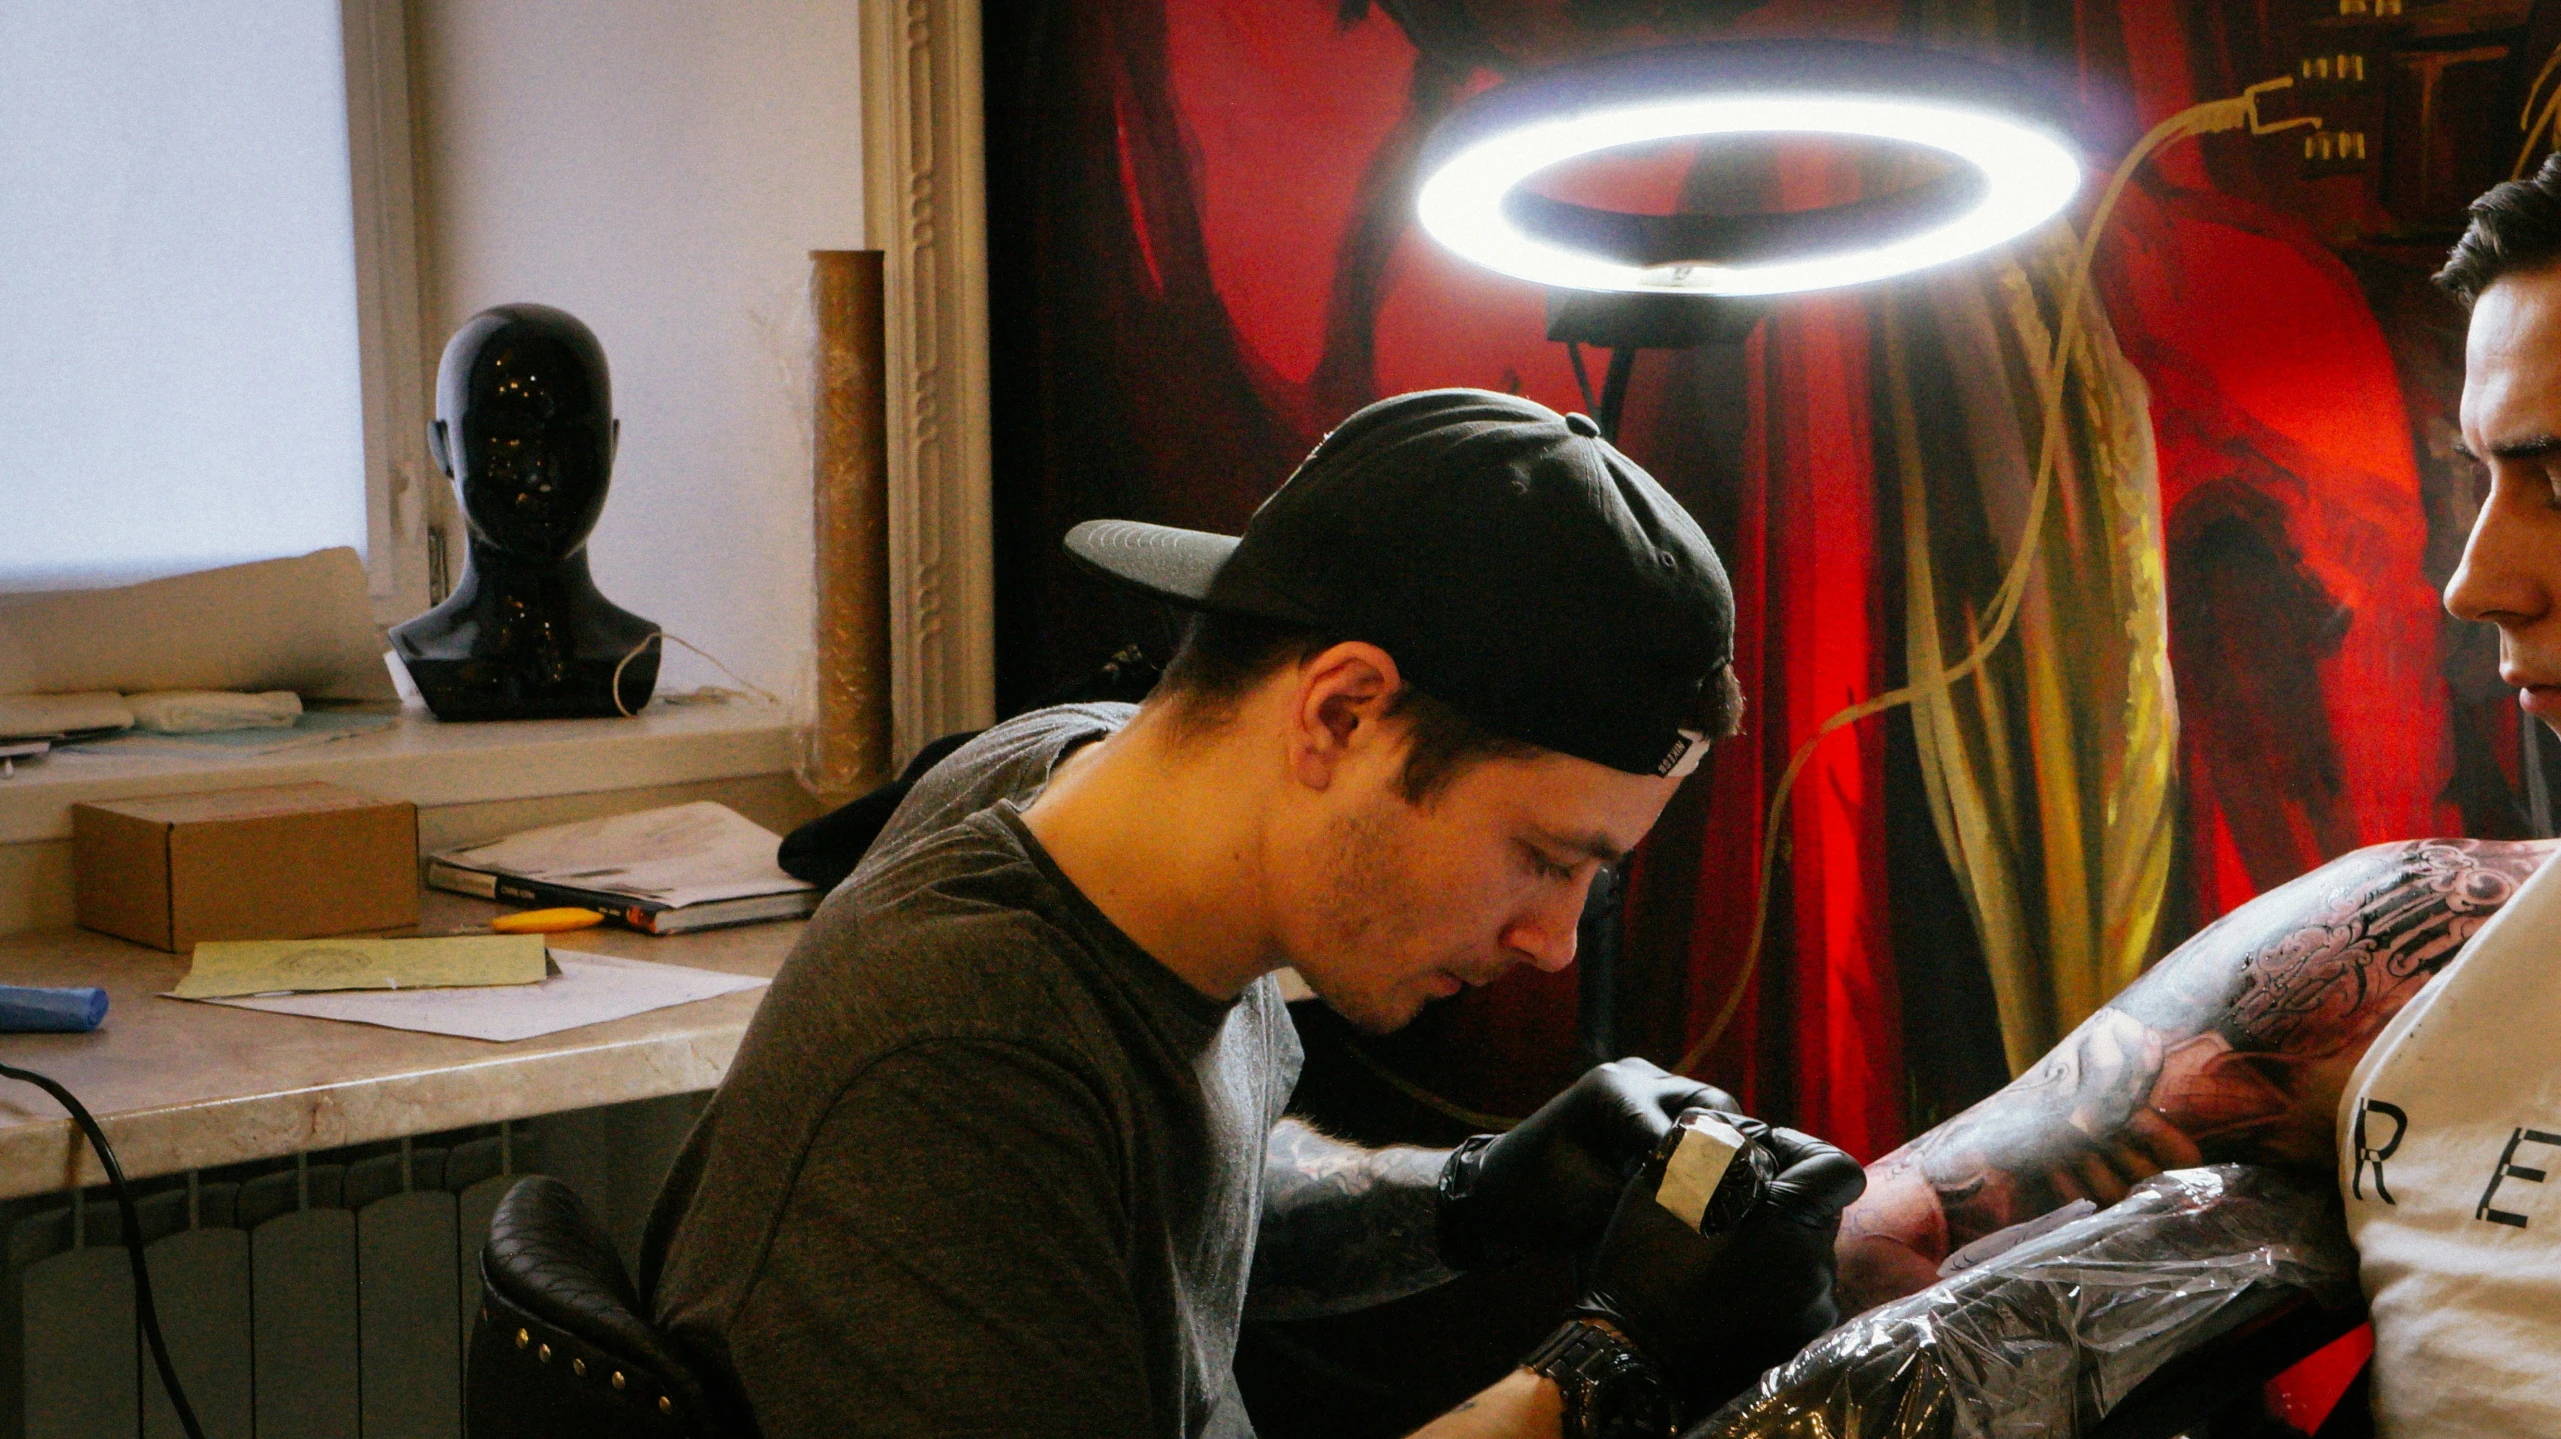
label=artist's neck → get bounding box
[1022,705,1285,1003]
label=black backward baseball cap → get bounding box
[1065,388,1737,778]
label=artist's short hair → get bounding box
[1151,610,1745,802]
[2438,154,2561,307]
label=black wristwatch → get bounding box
[1435,1132,1504,1270]
[1523,1318,1676,1439]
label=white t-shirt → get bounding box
[2340,851,2561,1436]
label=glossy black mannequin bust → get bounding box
[391,304,661,720]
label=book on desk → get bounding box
[426,802,821,936]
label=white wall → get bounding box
[412,0,863,702]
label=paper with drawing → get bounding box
[188,951,768,1042]
[174,934,549,999]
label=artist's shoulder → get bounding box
[856,703,1135,877]
[908,704,1136,803]
[768,869,1115,1047]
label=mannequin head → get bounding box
[392,303,660,721]
[428,304,621,562]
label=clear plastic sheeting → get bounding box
[1689,1166,2358,1439]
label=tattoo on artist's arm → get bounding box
[1246,1117,1456,1322]
[1836,837,2556,1313]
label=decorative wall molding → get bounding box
[860,0,998,760]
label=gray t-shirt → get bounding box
[642,704,1303,1438]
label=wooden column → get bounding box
[808,251,893,800]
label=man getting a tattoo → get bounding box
[1832,161,2561,1437]
[643,390,1865,1438]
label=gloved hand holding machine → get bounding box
[1411,1056,1866,1439]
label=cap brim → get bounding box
[1063,519,1239,608]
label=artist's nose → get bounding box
[2447,473,2555,631]
[1500,882,1586,974]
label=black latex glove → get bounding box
[1438,1058,1737,1271]
[1572,1115,1867,1419]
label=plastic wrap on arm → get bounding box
[1688,1165,2358,1439]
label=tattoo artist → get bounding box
[644,390,1866,1438]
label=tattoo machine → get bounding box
[1652,1109,1774,1236]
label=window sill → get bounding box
[0,698,801,846]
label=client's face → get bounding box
[2451,265,2561,734]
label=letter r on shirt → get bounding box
[2354,1099,2407,1205]
[2475,1128,2561,1228]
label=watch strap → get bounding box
[1523,1318,1674,1439]
[1435,1133,1502,1271]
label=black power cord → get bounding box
[0,1062,206,1439]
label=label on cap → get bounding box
[1655,728,1709,779]
[1656,1114,1748,1230]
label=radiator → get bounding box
[4,1093,708,1439]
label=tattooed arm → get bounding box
[1247,1117,1457,1321]
[1838,838,2557,1313]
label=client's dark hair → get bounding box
[2438,153,2561,307]
[1151,611,1745,802]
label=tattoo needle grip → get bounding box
[1652,1110,1772,1235]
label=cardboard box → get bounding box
[73,783,419,951]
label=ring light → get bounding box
[1416,41,2082,296]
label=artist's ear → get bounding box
[610,417,621,465]
[428,419,453,478]
[1288,641,1401,792]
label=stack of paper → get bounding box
[427,803,819,934]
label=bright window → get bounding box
[0,0,368,591]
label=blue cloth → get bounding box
[0,986,106,1032]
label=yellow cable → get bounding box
[2516,43,2561,180]
[1675,80,2316,1077]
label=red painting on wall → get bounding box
[984,2,2561,1430]
[984,0,2560,1175]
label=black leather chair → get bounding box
[467,1176,752,1439]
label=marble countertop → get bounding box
[0,891,800,1198]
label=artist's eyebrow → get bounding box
[2468,434,2561,461]
[1533,826,1629,867]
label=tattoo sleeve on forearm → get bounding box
[1245,1117,1456,1322]
[1836,838,2556,1314]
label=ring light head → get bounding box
[1416,41,2082,297]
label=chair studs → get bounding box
[612,1371,626,1390]
[572,1357,587,1378]
[538,1343,552,1363]
[659,1396,674,1415]
[515,1329,530,1350]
